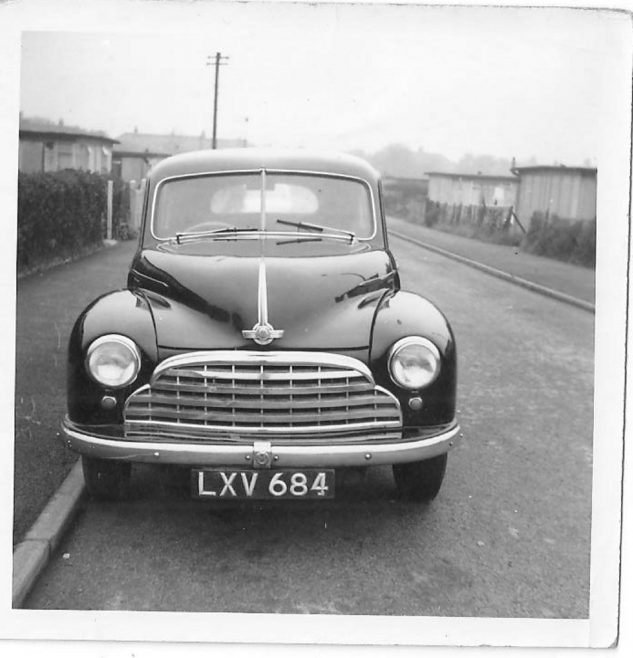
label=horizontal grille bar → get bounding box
[124,420,403,444]
[124,351,402,442]
[152,381,374,396]
[160,367,367,382]
[127,406,400,425]
[127,391,394,411]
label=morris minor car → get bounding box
[62,149,460,502]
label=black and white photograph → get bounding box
[1,0,631,654]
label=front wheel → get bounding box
[392,453,447,502]
[81,456,131,500]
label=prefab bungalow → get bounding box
[19,117,117,174]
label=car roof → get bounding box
[148,148,381,184]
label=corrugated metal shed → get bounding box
[512,166,597,223]
[426,172,518,207]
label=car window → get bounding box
[153,173,374,238]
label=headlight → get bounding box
[388,337,441,390]
[85,335,141,389]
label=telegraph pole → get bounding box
[206,52,229,149]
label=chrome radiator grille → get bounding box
[124,351,402,443]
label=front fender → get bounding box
[67,289,158,424]
[370,290,457,426]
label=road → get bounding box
[23,233,594,617]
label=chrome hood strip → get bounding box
[242,168,284,345]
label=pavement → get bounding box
[13,239,138,606]
[12,225,596,608]
[13,240,138,537]
[387,216,595,308]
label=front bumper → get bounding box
[61,417,461,468]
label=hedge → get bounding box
[423,202,596,267]
[522,212,596,268]
[17,170,131,273]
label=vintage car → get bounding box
[62,149,460,502]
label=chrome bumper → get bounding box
[61,418,461,468]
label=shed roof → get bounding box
[511,165,597,176]
[383,176,429,184]
[426,171,518,183]
[19,117,118,144]
[113,131,244,157]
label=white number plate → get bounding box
[192,469,335,500]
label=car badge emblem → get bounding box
[243,321,284,346]
[242,257,284,345]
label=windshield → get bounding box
[152,172,375,240]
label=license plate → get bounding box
[192,468,335,500]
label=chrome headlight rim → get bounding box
[85,334,141,389]
[387,336,442,391]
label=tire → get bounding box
[392,453,448,502]
[81,456,131,500]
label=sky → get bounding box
[16,2,631,167]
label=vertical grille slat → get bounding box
[124,351,402,442]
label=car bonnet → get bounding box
[131,244,396,357]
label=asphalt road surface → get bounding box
[24,234,594,617]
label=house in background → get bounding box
[113,128,246,181]
[510,165,597,225]
[19,116,117,174]
[426,172,518,208]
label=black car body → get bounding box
[62,149,460,501]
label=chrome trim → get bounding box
[122,422,403,444]
[252,440,273,469]
[149,350,375,384]
[242,258,284,344]
[124,408,401,438]
[260,168,266,232]
[84,334,141,389]
[388,336,442,390]
[129,269,169,289]
[62,419,461,468]
[149,168,378,242]
[123,350,401,439]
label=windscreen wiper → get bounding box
[276,219,356,243]
[173,227,260,243]
[275,237,323,246]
